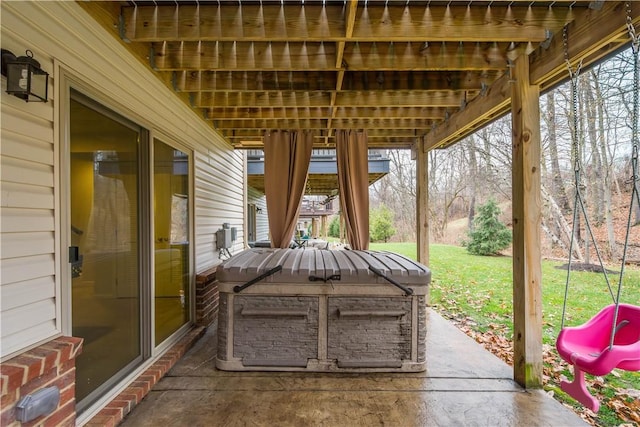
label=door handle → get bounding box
[69,246,83,278]
[69,246,80,263]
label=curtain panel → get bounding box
[263,130,314,248]
[336,130,369,250]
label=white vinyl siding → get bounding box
[195,151,246,270]
[1,37,56,358]
[247,186,269,241]
[1,1,244,360]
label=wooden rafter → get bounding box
[80,1,636,150]
[153,41,514,72]
[123,4,576,43]
[205,106,449,120]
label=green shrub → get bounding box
[370,205,396,242]
[328,216,340,238]
[466,199,511,255]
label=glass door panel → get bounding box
[154,139,190,345]
[70,95,142,410]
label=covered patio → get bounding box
[119,310,585,426]
[1,1,637,426]
[78,1,640,387]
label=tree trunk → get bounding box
[545,92,571,213]
[467,136,478,233]
[592,70,617,259]
[542,185,584,261]
[634,190,640,226]
[583,74,604,224]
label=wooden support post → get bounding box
[321,215,327,238]
[416,137,429,267]
[511,55,543,388]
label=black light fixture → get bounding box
[1,49,49,102]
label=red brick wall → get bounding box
[195,266,219,327]
[84,327,205,426]
[0,336,83,427]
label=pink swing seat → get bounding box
[556,303,640,412]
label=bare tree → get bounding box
[371,149,417,241]
[544,92,572,213]
[466,135,478,232]
[589,68,617,258]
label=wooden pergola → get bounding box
[82,0,639,388]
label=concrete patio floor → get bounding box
[120,309,586,426]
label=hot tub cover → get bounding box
[217,247,430,286]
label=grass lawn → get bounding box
[369,242,640,426]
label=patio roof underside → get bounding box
[82,0,637,152]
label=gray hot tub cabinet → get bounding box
[216,248,430,372]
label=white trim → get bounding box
[57,62,73,336]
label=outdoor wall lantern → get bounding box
[1,49,49,102]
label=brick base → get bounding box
[84,326,205,427]
[1,336,84,427]
[195,266,219,327]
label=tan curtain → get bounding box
[336,130,369,250]
[264,130,314,248]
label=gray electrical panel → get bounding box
[216,226,237,249]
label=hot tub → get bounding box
[216,248,430,372]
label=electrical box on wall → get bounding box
[216,229,232,249]
[216,224,237,250]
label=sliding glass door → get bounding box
[67,90,193,413]
[154,139,190,345]
[69,92,143,410]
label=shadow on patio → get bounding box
[119,310,585,426]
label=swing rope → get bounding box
[611,2,640,349]
[560,25,615,331]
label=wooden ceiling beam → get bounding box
[529,0,639,90]
[197,90,468,108]
[152,41,336,71]
[423,73,512,150]
[366,139,416,149]
[330,0,358,140]
[206,107,332,120]
[123,4,346,42]
[216,119,329,129]
[334,90,468,107]
[206,106,449,120]
[343,41,510,71]
[332,119,436,130]
[240,138,416,150]
[215,118,436,130]
[335,0,359,70]
[153,41,512,72]
[335,106,449,119]
[123,4,579,43]
[341,70,504,91]
[351,4,576,42]
[175,71,337,92]
[180,70,502,92]
[225,128,422,139]
[197,92,333,108]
